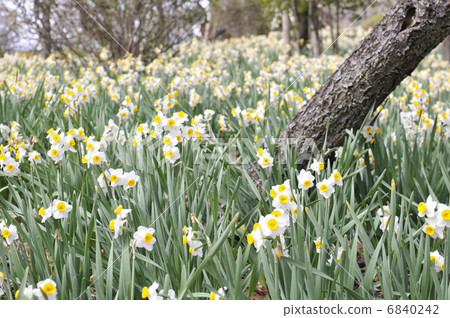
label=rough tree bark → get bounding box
[277,0,449,165]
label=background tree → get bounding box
[1,0,206,61]
[207,0,270,41]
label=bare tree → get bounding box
[2,0,206,61]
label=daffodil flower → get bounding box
[297,169,315,190]
[133,226,156,251]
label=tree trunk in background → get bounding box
[276,0,450,167]
[334,0,340,54]
[293,0,309,53]
[35,0,53,57]
[327,1,339,55]
[308,0,322,57]
[442,36,450,61]
[282,11,290,49]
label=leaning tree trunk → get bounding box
[277,0,450,164]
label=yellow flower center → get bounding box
[154,115,161,123]
[178,111,185,117]
[430,255,437,262]
[38,207,45,215]
[114,205,123,214]
[0,154,6,160]
[93,155,100,162]
[34,154,40,160]
[56,202,66,211]
[137,125,144,132]
[441,209,450,220]
[279,195,288,204]
[253,223,261,231]
[165,150,174,158]
[142,286,149,299]
[267,218,278,230]
[418,202,426,213]
[110,175,118,183]
[87,143,93,150]
[278,185,287,192]
[69,139,75,147]
[182,235,188,244]
[109,219,115,230]
[51,149,59,156]
[320,184,328,192]
[2,229,10,238]
[247,233,254,245]
[187,128,193,135]
[209,292,216,300]
[144,233,153,242]
[6,164,14,171]
[269,189,277,197]
[425,225,435,236]
[52,134,60,142]
[168,119,175,126]
[128,179,136,187]
[303,180,311,187]
[315,240,323,249]
[257,148,264,155]
[318,162,324,170]
[271,210,282,217]
[43,283,56,294]
[333,172,341,180]
[163,136,171,144]
[262,158,270,164]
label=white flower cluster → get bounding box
[109,205,132,239]
[151,111,210,164]
[97,168,140,192]
[231,99,266,127]
[117,95,139,121]
[418,195,450,240]
[61,82,98,117]
[376,205,399,234]
[248,160,344,253]
[1,220,18,245]
[46,127,80,163]
[1,122,41,175]
[142,282,176,300]
[183,226,203,257]
[15,278,58,300]
[39,199,73,223]
[256,148,274,168]
[429,250,445,273]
